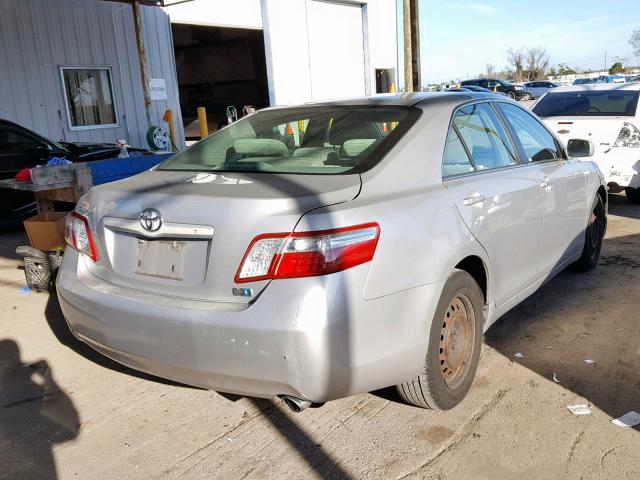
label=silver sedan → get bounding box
[57,93,607,411]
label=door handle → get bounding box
[463,192,485,206]
[540,177,553,189]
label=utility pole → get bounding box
[409,0,420,91]
[403,0,420,92]
[132,0,152,127]
[604,51,607,72]
[403,0,412,92]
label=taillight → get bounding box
[65,212,98,262]
[613,122,640,148]
[235,223,380,283]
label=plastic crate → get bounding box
[16,246,63,292]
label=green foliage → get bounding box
[609,62,625,74]
[557,63,577,75]
[631,30,640,57]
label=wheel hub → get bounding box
[439,295,475,389]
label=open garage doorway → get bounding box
[171,24,269,140]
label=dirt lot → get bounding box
[0,194,639,480]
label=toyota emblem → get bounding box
[139,208,162,232]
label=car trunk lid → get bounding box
[80,170,361,303]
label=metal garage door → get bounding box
[307,1,366,100]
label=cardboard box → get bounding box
[23,212,68,252]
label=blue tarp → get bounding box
[86,153,174,186]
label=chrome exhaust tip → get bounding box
[280,395,312,413]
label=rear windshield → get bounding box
[532,90,639,117]
[158,106,420,175]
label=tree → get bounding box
[609,62,625,74]
[525,47,550,80]
[631,30,640,58]
[557,63,577,76]
[547,66,558,78]
[507,48,526,82]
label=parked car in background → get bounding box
[460,78,528,100]
[597,75,626,84]
[523,81,561,99]
[533,83,640,202]
[0,119,151,227]
[573,78,598,85]
[446,85,506,95]
[58,93,606,412]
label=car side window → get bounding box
[0,126,42,154]
[452,103,518,171]
[497,103,560,162]
[442,127,475,178]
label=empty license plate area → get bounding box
[136,239,185,280]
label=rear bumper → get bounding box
[57,249,443,403]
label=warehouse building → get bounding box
[0,0,399,150]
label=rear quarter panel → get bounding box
[295,97,492,302]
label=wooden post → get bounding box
[132,0,152,127]
[409,0,421,92]
[403,0,412,93]
[197,107,208,139]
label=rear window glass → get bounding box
[533,90,639,117]
[158,106,420,175]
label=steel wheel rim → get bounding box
[439,294,475,389]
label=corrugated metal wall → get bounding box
[0,0,184,149]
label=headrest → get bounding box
[341,139,377,157]
[329,121,380,146]
[233,138,288,157]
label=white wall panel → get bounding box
[261,0,397,105]
[164,0,262,29]
[307,1,366,100]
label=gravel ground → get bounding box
[0,193,638,480]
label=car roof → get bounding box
[280,91,503,109]
[549,83,640,93]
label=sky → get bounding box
[396,0,640,85]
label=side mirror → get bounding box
[567,138,594,158]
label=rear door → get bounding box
[443,102,543,306]
[496,102,588,275]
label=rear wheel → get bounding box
[397,269,484,410]
[625,187,640,204]
[573,195,606,272]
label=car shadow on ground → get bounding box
[485,199,639,430]
[0,339,79,480]
[607,192,640,220]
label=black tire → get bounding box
[625,187,640,204]
[573,194,606,272]
[397,269,484,410]
[506,91,516,100]
[522,93,533,101]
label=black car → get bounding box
[0,119,149,227]
[446,85,507,95]
[460,78,528,100]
